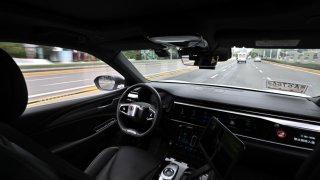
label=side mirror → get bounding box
[94,75,125,91]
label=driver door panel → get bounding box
[14,89,125,170]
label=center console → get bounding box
[165,121,207,167]
[163,102,213,167]
[157,119,210,180]
[158,158,189,180]
[157,157,211,180]
[158,102,248,180]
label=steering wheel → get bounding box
[117,83,162,137]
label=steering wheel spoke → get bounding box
[119,103,130,115]
[146,106,156,121]
[119,103,142,117]
[125,128,139,136]
[117,83,162,137]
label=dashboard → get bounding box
[129,82,320,178]
[170,102,320,151]
[141,82,320,159]
[132,82,320,157]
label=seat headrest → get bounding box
[1,49,28,122]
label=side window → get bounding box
[0,42,123,108]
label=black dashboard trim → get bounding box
[169,118,206,128]
[151,82,320,122]
[237,134,313,151]
[174,101,320,133]
[172,101,320,150]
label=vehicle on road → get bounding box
[2,1,320,180]
[237,52,247,63]
[254,56,262,62]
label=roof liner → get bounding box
[0,0,319,50]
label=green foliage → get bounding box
[249,49,262,58]
[0,42,26,58]
[122,50,142,60]
[123,49,179,60]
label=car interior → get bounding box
[1,0,320,180]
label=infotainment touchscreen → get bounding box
[199,117,245,180]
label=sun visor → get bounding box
[216,30,320,48]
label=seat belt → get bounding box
[0,123,93,180]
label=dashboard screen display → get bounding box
[200,117,245,180]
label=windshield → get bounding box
[123,48,320,97]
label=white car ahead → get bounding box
[254,57,262,62]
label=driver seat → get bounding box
[85,146,159,180]
[0,48,159,180]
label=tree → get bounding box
[0,42,26,58]
[122,50,142,60]
[249,49,262,58]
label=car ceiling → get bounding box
[0,0,320,51]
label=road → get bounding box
[25,66,117,100]
[164,59,320,97]
[24,59,320,106]
[24,61,187,102]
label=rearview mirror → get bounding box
[94,75,125,91]
[180,47,231,69]
[154,49,170,57]
[181,54,217,69]
[212,47,232,61]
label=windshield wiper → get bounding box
[308,96,320,107]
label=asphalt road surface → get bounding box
[24,59,320,105]
[165,59,320,97]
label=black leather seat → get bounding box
[0,48,159,180]
[85,147,159,180]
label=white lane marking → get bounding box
[222,69,226,72]
[267,77,271,80]
[259,70,263,73]
[28,85,94,98]
[41,79,92,86]
[26,76,68,82]
[210,74,219,79]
